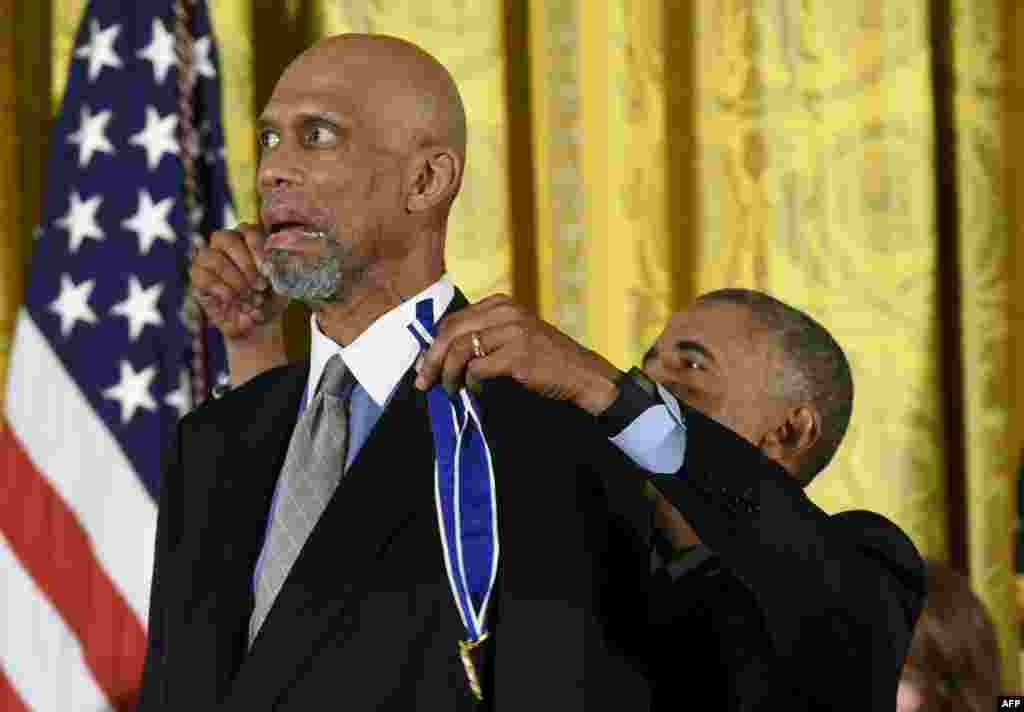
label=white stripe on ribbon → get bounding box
[409,319,434,349]
[460,389,500,631]
[449,395,474,636]
[5,310,157,622]
[0,531,108,711]
[433,401,472,631]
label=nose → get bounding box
[257,144,304,195]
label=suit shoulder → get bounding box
[830,509,925,590]
[181,361,307,429]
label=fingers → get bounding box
[419,294,520,388]
[209,223,269,292]
[191,247,250,301]
[190,223,277,336]
[438,330,481,394]
[416,323,525,395]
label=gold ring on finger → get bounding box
[471,331,487,359]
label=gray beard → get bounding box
[257,241,369,307]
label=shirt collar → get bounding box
[307,274,455,408]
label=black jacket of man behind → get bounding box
[137,297,924,711]
[647,413,925,711]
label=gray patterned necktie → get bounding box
[249,354,353,647]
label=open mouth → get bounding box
[268,222,325,239]
[265,222,326,251]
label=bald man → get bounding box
[139,35,660,710]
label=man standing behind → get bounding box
[418,287,926,712]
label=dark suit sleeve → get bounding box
[647,406,925,704]
[136,421,183,711]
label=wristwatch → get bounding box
[596,366,660,437]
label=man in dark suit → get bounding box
[141,32,924,712]
[416,288,926,712]
[139,32,659,711]
[637,289,928,711]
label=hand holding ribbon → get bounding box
[414,294,622,417]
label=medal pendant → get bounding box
[458,634,489,702]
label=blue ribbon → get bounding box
[407,299,499,644]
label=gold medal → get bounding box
[458,633,490,702]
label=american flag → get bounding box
[1,0,234,708]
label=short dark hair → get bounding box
[696,288,854,483]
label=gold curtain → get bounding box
[1,0,1018,691]
[954,0,1018,689]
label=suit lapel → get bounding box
[225,369,436,709]
[172,362,308,704]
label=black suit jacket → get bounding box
[648,412,925,711]
[138,294,657,711]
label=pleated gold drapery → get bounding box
[954,0,1018,689]
[0,0,1019,690]
[694,0,948,580]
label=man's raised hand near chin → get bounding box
[190,222,291,386]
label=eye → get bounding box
[304,124,337,146]
[258,129,280,150]
[681,356,705,371]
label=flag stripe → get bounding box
[6,310,157,622]
[0,423,146,709]
[0,664,32,712]
[0,533,108,711]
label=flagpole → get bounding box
[175,0,207,408]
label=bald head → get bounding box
[278,34,467,162]
[255,34,466,319]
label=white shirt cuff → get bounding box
[609,390,687,474]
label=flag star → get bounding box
[67,105,115,168]
[223,203,238,230]
[122,189,176,254]
[130,107,178,171]
[192,36,216,80]
[137,18,176,84]
[103,360,158,425]
[49,274,98,337]
[74,19,123,82]
[111,276,164,340]
[55,191,105,252]
[164,369,192,419]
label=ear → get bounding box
[759,404,819,476]
[406,147,462,213]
